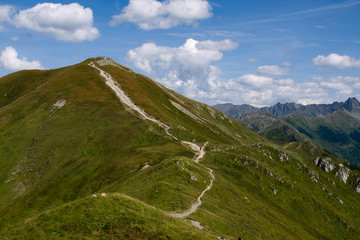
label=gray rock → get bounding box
[279,151,289,162]
[313,157,320,166]
[313,157,335,172]
[356,178,360,193]
[311,175,318,183]
[265,168,273,177]
[335,166,351,183]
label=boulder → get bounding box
[313,157,320,166]
[313,157,335,172]
[335,166,351,183]
[356,178,360,193]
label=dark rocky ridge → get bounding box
[214,97,360,119]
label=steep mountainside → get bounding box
[214,99,360,167]
[1,58,360,239]
[282,110,360,167]
[239,112,308,143]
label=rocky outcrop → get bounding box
[355,178,360,193]
[278,151,289,162]
[335,164,351,183]
[313,157,335,172]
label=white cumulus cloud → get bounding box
[320,81,351,90]
[110,0,212,30]
[311,75,360,101]
[237,74,273,88]
[11,3,100,42]
[257,65,290,76]
[0,46,44,71]
[225,75,329,106]
[126,38,355,106]
[313,53,360,69]
[277,78,294,85]
[0,5,14,22]
[0,5,14,30]
[127,38,237,98]
[127,38,234,75]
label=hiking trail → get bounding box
[89,61,215,230]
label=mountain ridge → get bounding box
[214,98,360,167]
[1,57,360,239]
[214,97,360,118]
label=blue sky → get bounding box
[1,0,360,106]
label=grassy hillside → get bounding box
[282,110,360,166]
[238,112,308,143]
[216,101,360,167]
[3,193,215,240]
[1,58,360,239]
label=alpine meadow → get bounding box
[0,58,360,239]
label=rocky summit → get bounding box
[0,58,360,239]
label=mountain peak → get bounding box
[343,97,360,113]
[214,97,360,118]
[345,97,359,104]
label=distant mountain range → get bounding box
[214,97,360,118]
[214,98,360,167]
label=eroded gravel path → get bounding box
[181,141,208,163]
[89,62,178,140]
[90,62,214,229]
[168,167,215,218]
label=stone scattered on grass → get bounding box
[53,99,67,109]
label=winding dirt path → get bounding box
[168,167,215,218]
[89,61,214,229]
[181,141,208,163]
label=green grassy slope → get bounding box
[282,110,360,166]
[1,58,360,239]
[238,112,308,143]
[0,60,189,230]
[3,193,215,240]
[237,109,360,167]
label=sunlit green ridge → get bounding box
[0,58,359,239]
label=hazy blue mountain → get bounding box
[214,97,360,118]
